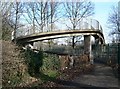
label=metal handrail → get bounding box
[14,19,103,38]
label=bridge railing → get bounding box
[79,19,103,32]
[15,19,103,38]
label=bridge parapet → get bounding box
[15,19,103,38]
[79,19,102,32]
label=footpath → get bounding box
[71,63,119,88]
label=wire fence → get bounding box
[93,43,120,64]
[34,41,120,65]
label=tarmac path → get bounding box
[71,63,119,88]
[55,63,119,89]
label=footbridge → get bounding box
[13,19,105,63]
[14,19,105,45]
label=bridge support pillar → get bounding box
[84,35,93,64]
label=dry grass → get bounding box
[2,40,40,87]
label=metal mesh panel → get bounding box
[14,19,103,38]
[93,43,119,64]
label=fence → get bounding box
[34,42,84,55]
[34,41,120,64]
[93,43,120,64]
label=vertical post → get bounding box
[118,43,120,78]
[107,44,109,61]
[84,35,93,64]
[0,43,1,88]
[118,1,120,32]
[14,0,19,44]
[118,1,120,79]
[118,43,120,65]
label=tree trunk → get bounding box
[72,36,75,49]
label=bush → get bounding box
[24,49,43,76]
[41,53,60,71]
[24,49,60,79]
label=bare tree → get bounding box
[24,2,51,32]
[20,2,48,33]
[1,1,24,41]
[1,2,14,40]
[49,1,61,31]
[64,0,94,48]
[23,2,37,33]
[108,5,120,43]
[36,1,49,32]
[47,1,62,46]
[6,1,25,42]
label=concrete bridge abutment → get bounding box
[84,35,93,64]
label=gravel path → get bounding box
[71,63,119,88]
